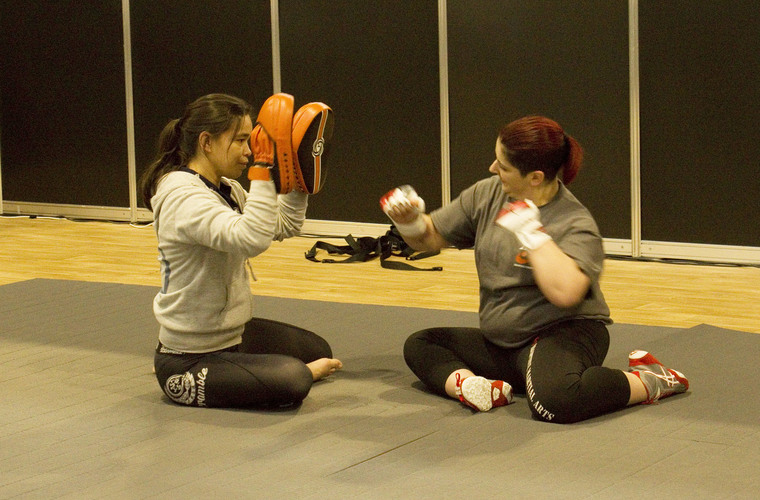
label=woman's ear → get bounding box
[528,170,545,186]
[198,131,212,153]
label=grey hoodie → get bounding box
[150,171,307,352]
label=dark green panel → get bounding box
[279,0,441,223]
[0,0,128,206]
[447,0,630,240]
[639,0,760,246]
[130,0,272,203]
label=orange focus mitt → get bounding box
[292,102,334,194]
[248,93,296,193]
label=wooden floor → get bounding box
[1,215,759,334]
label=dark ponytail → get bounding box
[498,116,584,185]
[139,93,253,210]
[140,119,185,210]
[561,133,583,185]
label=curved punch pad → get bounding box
[292,102,334,194]
[255,93,296,194]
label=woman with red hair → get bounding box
[381,116,688,423]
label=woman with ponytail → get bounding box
[140,93,341,409]
[383,115,687,423]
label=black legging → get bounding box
[403,319,631,423]
[154,318,333,408]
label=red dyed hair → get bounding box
[498,116,583,185]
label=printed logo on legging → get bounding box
[526,338,555,421]
[196,367,208,407]
[165,368,209,406]
[165,372,196,405]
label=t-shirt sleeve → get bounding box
[551,209,605,283]
[430,179,496,249]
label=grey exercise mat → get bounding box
[1,279,758,499]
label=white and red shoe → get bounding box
[455,374,514,411]
[628,350,689,404]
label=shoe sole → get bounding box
[460,376,495,412]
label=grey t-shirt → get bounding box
[430,176,611,348]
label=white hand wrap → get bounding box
[495,199,552,250]
[380,185,427,238]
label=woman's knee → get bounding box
[403,329,435,368]
[273,356,314,403]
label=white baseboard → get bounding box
[641,240,760,265]
[602,238,632,256]
[2,201,152,222]
[301,219,390,238]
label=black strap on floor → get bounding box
[304,226,442,271]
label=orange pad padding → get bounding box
[292,102,334,194]
[252,93,296,193]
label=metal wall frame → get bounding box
[628,0,642,259]
[438,0,452,208]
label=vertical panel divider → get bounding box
[628,0,641,257]
[122,0,138,222]
[438,0,451,206]
[270,0,281,94]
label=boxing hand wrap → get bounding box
[380,185,427,238]
[495,199,552,250]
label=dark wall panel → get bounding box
[1,0,129,206]
[130,0,272,203]
[278,0,441,223]
[639,1,760,246]
[447,0,630,240]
